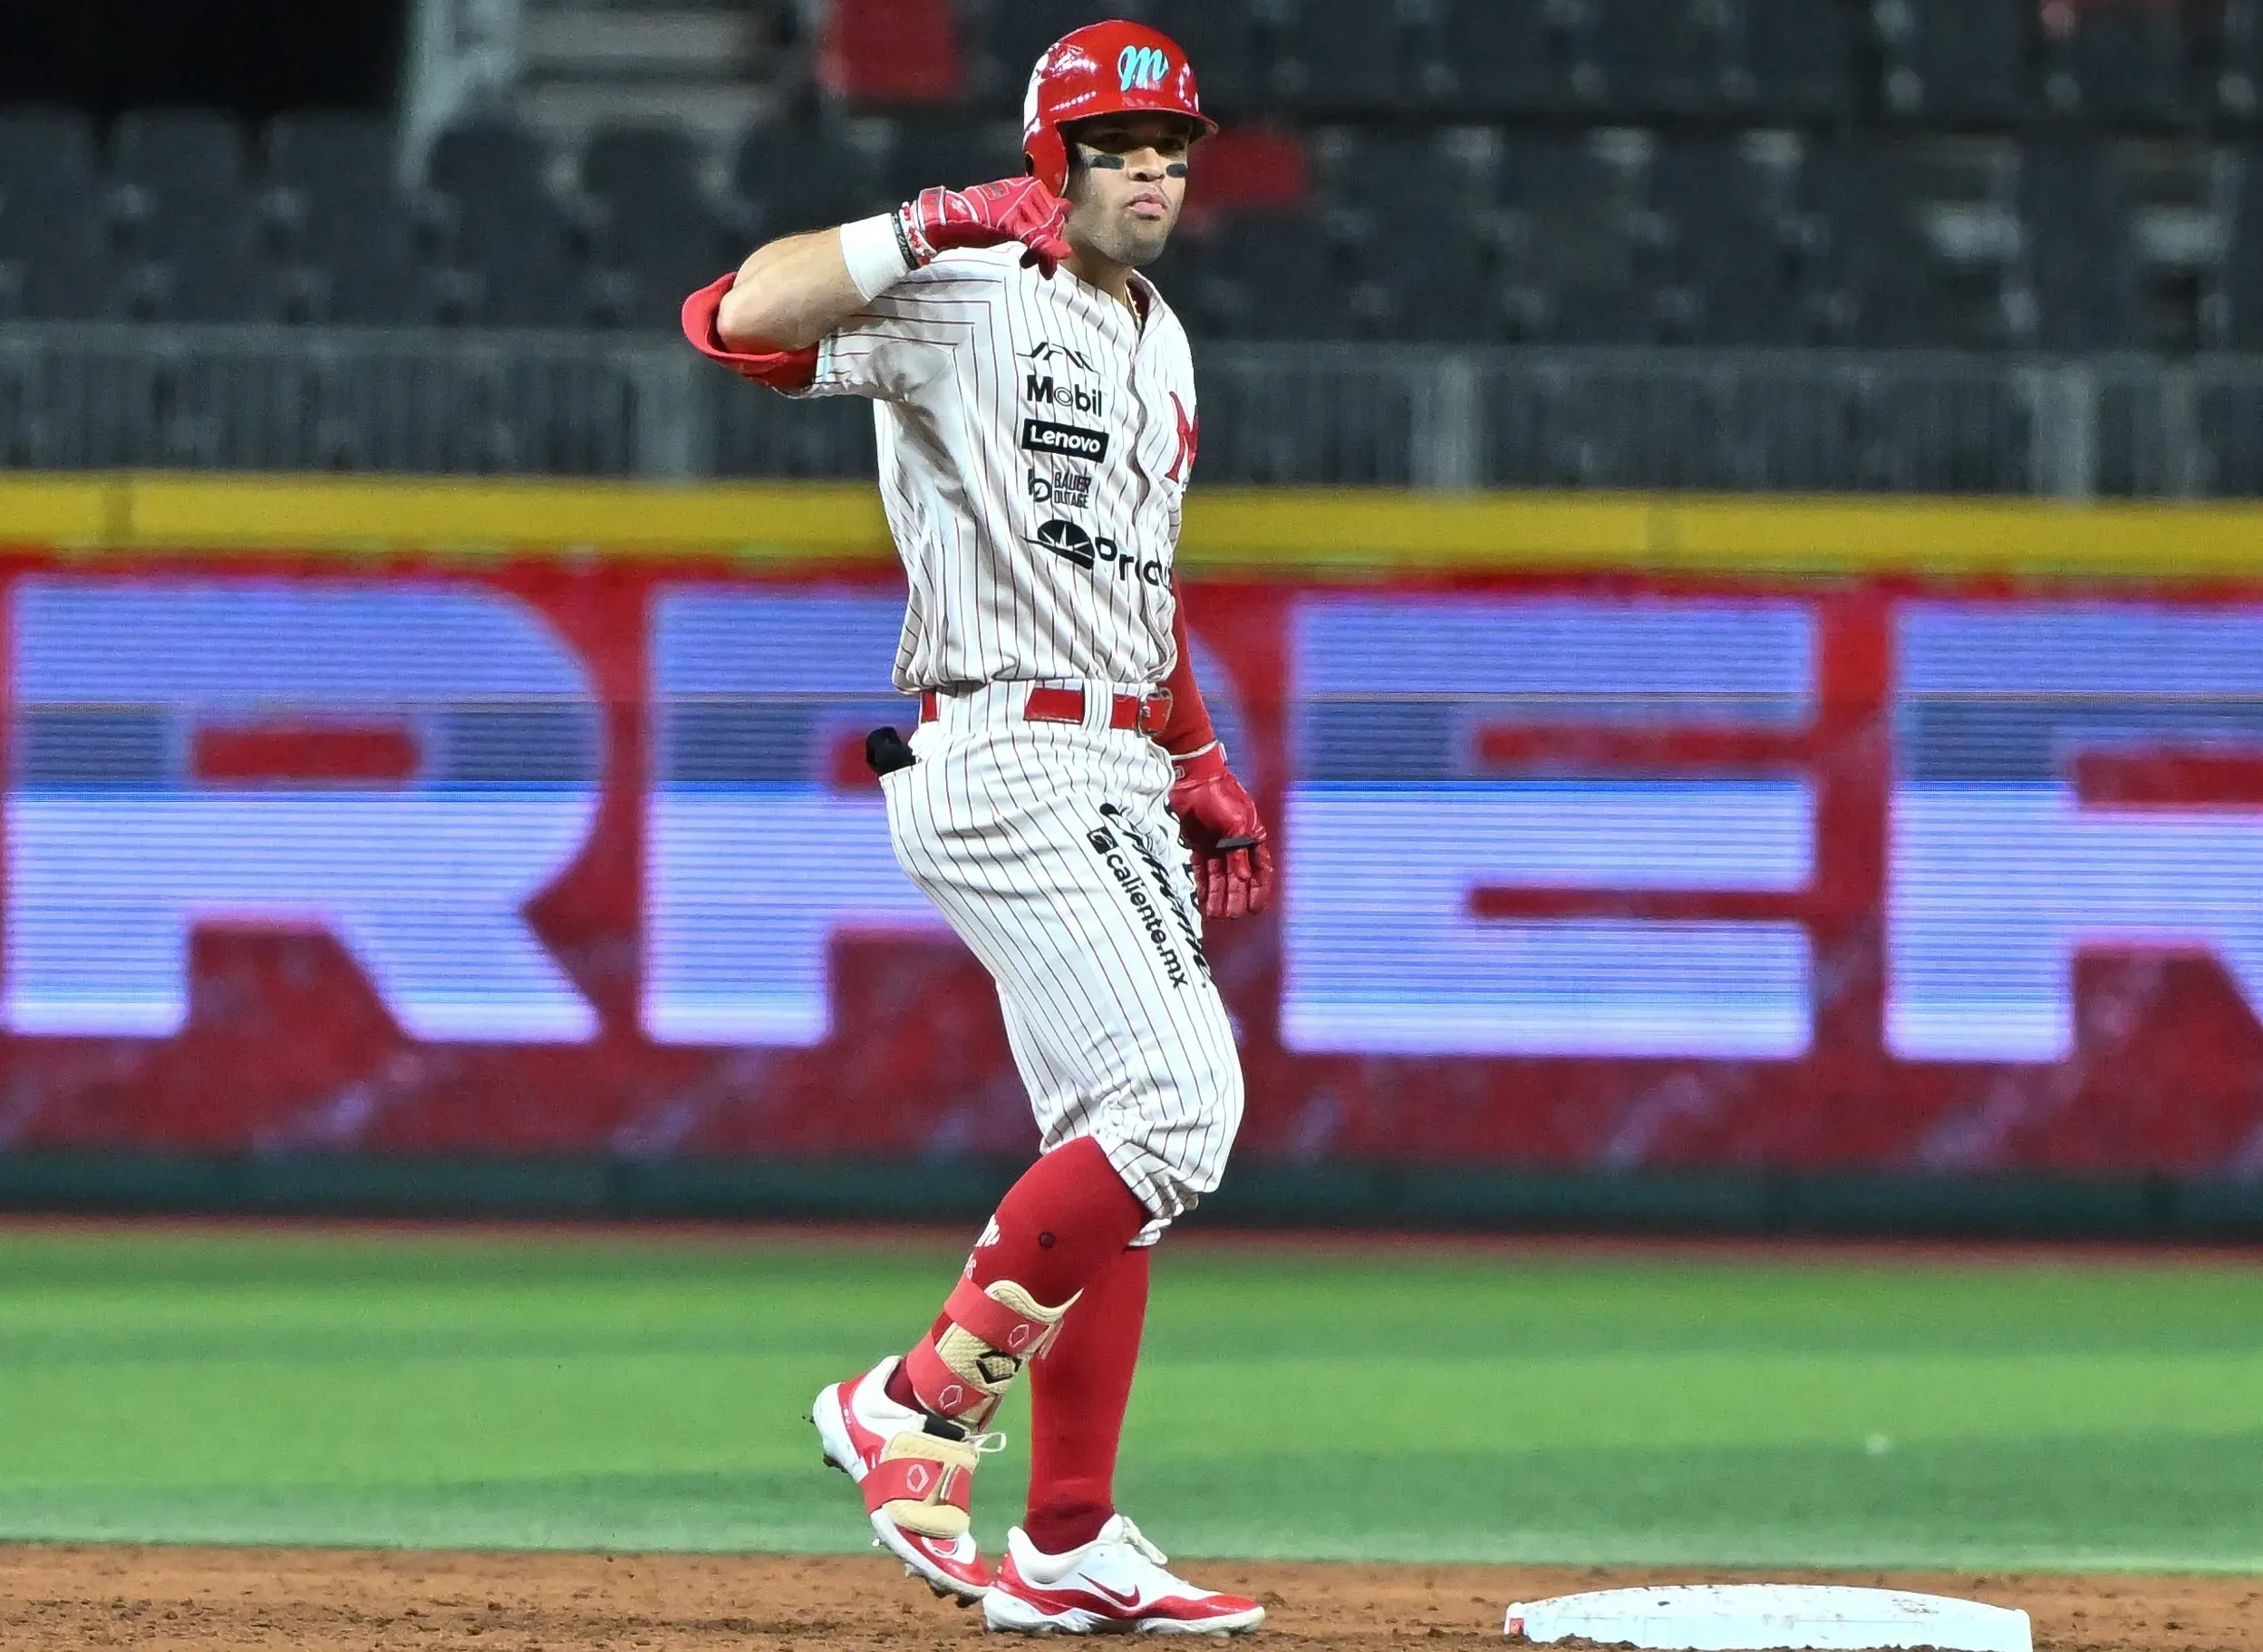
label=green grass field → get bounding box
[2,1226,2260,1572]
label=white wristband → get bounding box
[840,213,915,303]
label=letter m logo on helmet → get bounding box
[1119,43,1169,91]
[1022,20,1217,197]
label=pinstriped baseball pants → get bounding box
[882,681,1244,1242]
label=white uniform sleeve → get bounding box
[790,256,1001,403]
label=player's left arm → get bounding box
[1156,585,1274,921]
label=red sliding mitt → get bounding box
[900,177,1072,277]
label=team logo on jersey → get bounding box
[1022,418,1109,462]
[1026,342,1095,370]
[1026,372,1105,416]
[1119,44,1172,92]
[1167,391,1198,483]
[1028,467,1093,509]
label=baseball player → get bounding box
[682,18,1272,1638]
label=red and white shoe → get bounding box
[812,1356,1000,1603]
[982,1514,1266,1636]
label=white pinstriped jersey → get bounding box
[787,244,1198,694]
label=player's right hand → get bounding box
[900,178,1073,278]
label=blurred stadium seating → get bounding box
[5,0,2263,490]
[0,0,2249,352]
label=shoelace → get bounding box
[1110,1516,1169,1568]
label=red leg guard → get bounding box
[1024,1243,1150,1555]
[895,1138,1152,1424]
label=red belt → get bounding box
[920,685,1173,735]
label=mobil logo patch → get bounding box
[1026,372,1105,416]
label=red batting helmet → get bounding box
[1021,20,1217,198]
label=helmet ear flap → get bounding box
[1024,128,1070,197]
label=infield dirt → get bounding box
[0,1547,2254,1652]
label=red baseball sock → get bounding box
[1023,1242,1150,1555]
[885,1136,1150,1415]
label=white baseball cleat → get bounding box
[812,1355,1001,1603]
[982,1514,1266,1636]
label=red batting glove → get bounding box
[900,177,1072,278]
[1168,747,1275,921]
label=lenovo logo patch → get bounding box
[1020,418,1109,463]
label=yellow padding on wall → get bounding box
[0,475,113,546]
[4,472,2260,578]
[1662,495,2263,577]
[1181,488,1656,569]
[1180,489,2263,576]
[123,473,890,559]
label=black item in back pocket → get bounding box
[866,726,917,777]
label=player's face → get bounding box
[1061,115,1194,269]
